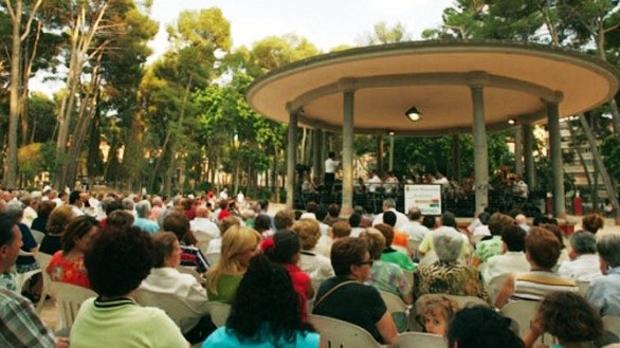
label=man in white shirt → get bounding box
[400,206,429,242]
[558,231,602,282]
[384,171,399,194]
[190,205,220,252]
[367,171,383,193]
[324,151,340,193]
[482,224,529,283]
[372,198,408,229]
[68,190,84,216]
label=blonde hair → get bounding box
[359,228,385,260]
[416,295,459,328]
[292,219,320,250]
[206,225,261,295]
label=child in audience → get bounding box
[524,291,604,348]
[262,230,313,320]
[416,294,458,336]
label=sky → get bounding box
[33,0,453,95]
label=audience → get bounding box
[47,215,99,288]
[587,233,620,316]
[324,203,341,226]
[207,216,241,254]
[381,211,409,250]
[190,205,219,240]
[495,227,578,308]
[205,226,261,304]
[316,220,351,256]
[254,213,273,238]
[558,231,602,282]
[582,213,604,234]
[274,209,295,231]
[372,199,408,228]
[313,237,397,344]
[163,212,207,273]
[348,212,364,237]
[5,201,39,273]
[293,219,334,288]
[418,211,469,261]
[31,200,56,233]
[414,228,488,301]
[524,291,603,348]
[400,206,429,243]
[471,213,514,266]
[39,205,74,255]
[447,306,524,348]
[415,294,458,336]
[482,223,529,283]
[133,200,160,234]
[71,225,187,347]
[139,232,213,343]
[375,223,415,271]
[203,255,320,347]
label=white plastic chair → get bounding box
[603,315,620,337]
[207,301,231,327]
[177,266,203,284]
[500,300,539,338]
[134,288,207,333]
[485,274,510,305]
[403,270,414,289]
[30,229,45,244]
[380,290,411,332]
[194,235,212,256]
[308,314,380,347]
[441,294,489,308]
[576,280,590,296]
[52,282,97,330]
[205,252,220,267]
[33,252,53,312]
[408,239,421,260]
[394,332,445,348]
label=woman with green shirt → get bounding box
[205,225,261,303]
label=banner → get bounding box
[404,184,442,215]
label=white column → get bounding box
[342,91,355,214]
[286,111,298,208]
[547,101,565,217]
[388,133,394,171]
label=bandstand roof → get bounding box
[246,40,619,136]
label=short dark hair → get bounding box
[327,204,340,218]
[348,213,361,228]
[447,306,524,348]
[36,200,56,219]
[105,199,123,216]
[0,213,17,247]
[407,207,422,221]
[151,232,178,268]
[315,204,328,221]
[265,230,300,264]
[254,214,272,233]
[69,190,81,205]
[525,227,561,269]
[374,223,394,246]
[62,215,99,254]
[163,212,190,241]
[330,237,367,276]
[274,210,294,230]
[582,213,604,234]
[259,199,269,211]
[501,224,526,252]
[478,212,491,225]
[382,211,397,227]
[539,291,603,343]
[331,221,351,239]
[441,211,457,228]
[422,215,436,229]
[328,151,336,158]
[107,210,134,229]
[488,213,514,236]
[85,226,153,297]
[305,201,317,213]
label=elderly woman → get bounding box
[582,213,604,234]
[414,228,487,301]
[313,237,398,344]
[205,225,261,304]
[587,234,620,316]
[5,201,39,273]
[47,215,99,288]
[558,231,602,282]
[495,227,578,308]
[31,200,56,234]
[471,213,514,267]
[39,205,74,255]
[70,225,187,347]
[293,218,334,287]
[133,200,159,234]
[374,223,415,271]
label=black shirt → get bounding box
[312,276,387,343]
[39,235,62,255]
[30,217,48,234]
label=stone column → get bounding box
[377,135,384,176]
[286,110,298,208]
[547,101,565,217]
[514,126,524,176]
[342,91,355,214]
[312,129,322,181]
[451,134,461,181]
[320,130,327,175]
[388,133,395,172]
[523,123,536,188]
[470,86,489,215]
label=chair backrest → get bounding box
[34,252,53,293]
[576,280,590,296]
[380,290,409,315]
[441,294,489,308]
[603,315,620,337]
[195,235,212,255]
[205,252,220,267]
[500,300,540,338]
[133,288,200,332]
[408,239,421,260]
[30,229,45,244]
[52,282,97,329]
[402,270,414,289]
[394,332,445,348]
[177,266,203,284]
[486,274,510,305]
[419,251,438,267]
[308,314,380,348]
[207,301,231,327]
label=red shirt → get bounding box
[284,263,311,321]
[46,251,90,289]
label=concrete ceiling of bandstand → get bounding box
[246,41,619,136]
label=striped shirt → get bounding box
[512,271,578,302]
[0,289,55,348]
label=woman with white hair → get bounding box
[413,228,488,301]
[133,200,159,234]
[587,234,620,316]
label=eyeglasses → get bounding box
[357,260,374,267]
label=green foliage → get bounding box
[17,141,55,182]
[601,135,620,182]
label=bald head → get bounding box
[196,205,210,218]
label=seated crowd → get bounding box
[0,187,619,347]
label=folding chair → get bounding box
[380,290,410,332]
[133,288,208,333]
[30,229,45,244]
[33,252,53,313]
[603,315,620,337]
[308,314,380,347]
[205,252,220,267]
[207,301,231,327]
[485,274,510,305]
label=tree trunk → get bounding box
[579,113,620,224]
[5,0,23,188]
[567,121,593,198]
